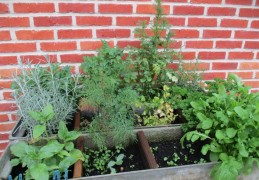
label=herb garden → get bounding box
[0,0,258,180]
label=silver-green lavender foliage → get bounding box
[12,59,79,137]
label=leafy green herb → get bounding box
[181,74,259,180]
[10,105,84,180]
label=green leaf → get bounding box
[210,152,219,162]
[33,125,46,139]
[108,161,116,167]
[219,153,228,161]
[10,141,27,157]
[201,144,210,155]
[65,142,74,151]
[30,163,49,180]
[11,158,20,166]
[58,121,80,142]
[234,106,249,120]
[226,128,237,138]
[191,134,199,142]
[42,104,54,121]
[215,130,225,140]
[239,144,249,157]
[218,84,226,95]
[28,111,42,122]
[39,140,64,159]
[201,119,213,130]
[110,167,116,174]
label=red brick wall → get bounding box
[0,0,258,155]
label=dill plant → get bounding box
[80,41,138,149]
[12,57,79,137]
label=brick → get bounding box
[251,89,259,93]
[0,17,29,27]
[0,43,36,53]
[0,122,16,131]
[199,52,226,60]
[0,56,17,65]
[226,0,252,5]
[208,7,236,16]
[0,142,8,150]
[76,16,112,26]
[162,0,187,2]
[181,52,196,60]
[183,63,210,70]
[203,30,231,38]
[257,0,259,5]
[117,41,141,48]
[188,18,217,27]
[117,17,150,26]
[96,29,130,38]
[58,29,92,39]
[212,63,238,70]
[235,31,259,39]
[173,29,199,38]
[239,8,259,17]
[13,3,54,13]
[231,72,253,79]
[40,42,77,52]
[244,81,259,88]
[186,41,213,49]
[202,72,226,80]
[220,19,248,28]
[0,133,9,141]
[174,6,204,15]
[0,31,11,41]
[190,0,221,3]
[3,92,13,100]
[256,72,259,78]
[0,81,12,89]
[257,53,259,59]
[251,21,259,29]
[60,54,93,63]
[0,3,9,13]
[135,29,167,38]
[0,114,9,122]
[244,41,259,49]
[80,41,114,50]
[0,103,17,112]
[167,18,185,26]
[20,55,57,64]
[240,62,259,70]
[216,41,242,49]
[59,3,94,13]
[167,63,179,70]
[11,114,17,121]
[34,16,72,27]
[0,68,20,79]
[137,4,170,14]
[99,4,133,14]
[229,52,254,60]
[16,30,54,40]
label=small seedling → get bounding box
[108,154,125,174]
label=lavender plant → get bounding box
[12,57,79,137]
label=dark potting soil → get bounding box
[150,139,210,168]
[9,164,74,179]
[83,144,145,177]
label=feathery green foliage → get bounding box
[80,41,138,149]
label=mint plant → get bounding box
[181,74,259,180]
[10,104,84,180]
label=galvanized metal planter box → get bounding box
[2,126,259,180]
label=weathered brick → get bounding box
[199,52,226,60]
[186,41,213,49]
[116,17,150,26]
[96,29,130,38]
[216,41,242,49]
[208,7,236,16]
[0,31,11,41]
[220,19,248,28]
[212,62,238,70]
[173,6,204,15]
[0,17,29,27]
[34,16,72,27]
[203,30,231,38]
[0,43,36,53]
